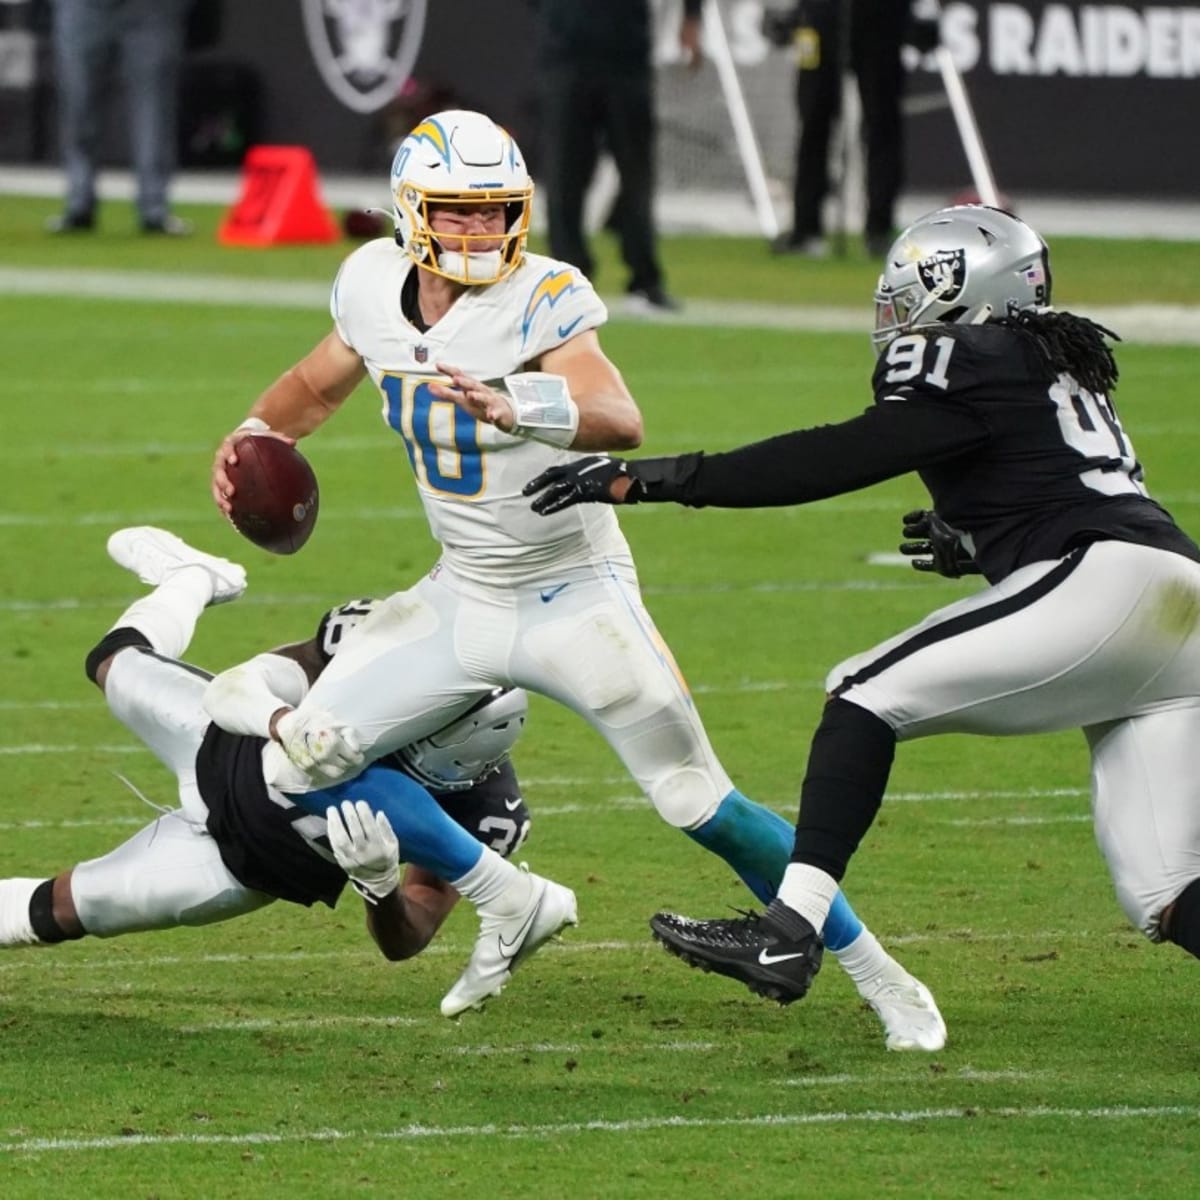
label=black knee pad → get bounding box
[84,627,152,684]
[1165,879,1200,959]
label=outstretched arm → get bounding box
[525,401,990,514]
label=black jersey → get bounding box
[626,319,1200,583]
[196,730,530,909]
[873,322,1199,581]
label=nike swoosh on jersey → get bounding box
[557,316,585,339]
[497,907,539,957]
[758,947,811,966]
[504,797,524,811]
[539,583,570,603]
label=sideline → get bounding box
[1,265,1198,344]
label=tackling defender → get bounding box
[525,204,1200,1008]
[210,108,946,1049]
[0,527,572,1014]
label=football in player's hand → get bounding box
[226,434,319,555]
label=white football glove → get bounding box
[326,800,401,904]
[274,708,364,779]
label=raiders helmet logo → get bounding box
[301,0,428,114]
[917,249,966,301]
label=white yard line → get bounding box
[2,265,1198,345]
[179,1014,421,1033]
[782,1068,1044,1086]
[1,1104,1195,1155]
[447,1041,716,1056]
[0,927,1121,977]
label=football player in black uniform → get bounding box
[524,204,1200,1007]
[0,527,571,1017]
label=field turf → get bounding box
[1,194,1198,1198]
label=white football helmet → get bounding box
[399,688,528,792]
[389,109,532,286]
[872,205,1051,353]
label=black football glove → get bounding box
[523,455,643,515]
[899,509,981,578]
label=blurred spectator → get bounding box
[529,0,702,315]
[766,0,939,258]
[46,0,195,235]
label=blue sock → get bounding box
[289,764,482,881]
[685,789,864,952]
[822,890,863,953]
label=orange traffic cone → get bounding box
[218,145,340,246]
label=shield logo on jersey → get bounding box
[917,249,966,302]
[414,344,428,364]
[301,0,429,114]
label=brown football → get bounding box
[226,434,319,555]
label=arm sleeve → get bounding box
[201,653,311,738]
[627,400,991,508]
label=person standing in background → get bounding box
[530,0,702,315]
[46,0,194,235]
[766,0,938,258]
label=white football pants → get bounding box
[831,540,1200,938]
[73,648,273,936]
[265,559,734,830]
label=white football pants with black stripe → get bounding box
[73,648,273,936]
[830,540,1200,941]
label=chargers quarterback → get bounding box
[526,204,1200,1011]
[210,110,945,1048]
[0,526,562,1016]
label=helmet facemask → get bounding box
[395,185,530,286]
[390,110,533,287]
[398,688,529,792]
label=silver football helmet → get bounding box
[399,688,528,792]
[872,205,1051,353]
[389,109,532,286]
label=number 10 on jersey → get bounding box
[381,374,485,498]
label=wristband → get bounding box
[503,372,580,448]
[237,416,271,434]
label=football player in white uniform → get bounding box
[210,110,944,1049]
[0,527,570,1016]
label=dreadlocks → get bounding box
[999,310,1121,396]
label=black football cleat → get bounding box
[649,900,824,1005]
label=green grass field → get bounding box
[2,195,1199,1198]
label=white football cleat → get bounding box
[859,971,947,1052]
[441,868,578,1018]
[107,526,246,606]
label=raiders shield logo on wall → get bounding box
[917,249,966,301]
[301,0,429,114]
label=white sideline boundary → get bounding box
[1,265,1199,345]
[2,1104,1196,1155]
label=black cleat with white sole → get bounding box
[649,899,824,1005]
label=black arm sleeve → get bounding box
[627,401,991,508]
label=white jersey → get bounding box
[331,241,633,586]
